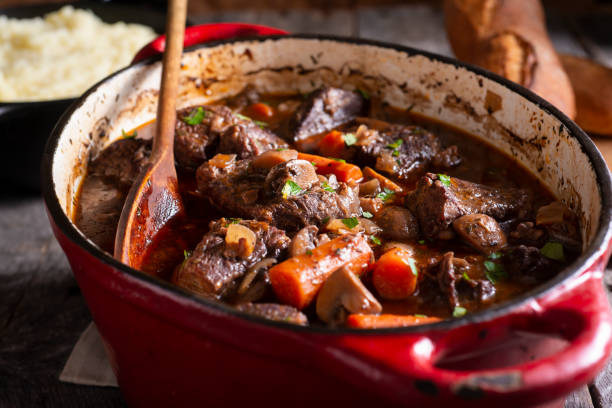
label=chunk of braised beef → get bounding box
[224,85,261,110]
[436,252,496,309]
[87,137,151,187]
[407,173,531,240]
[75,138,152,252]
[235,303,308,326]
[174,105,287,169]
[503,245,557,284]
[196,155,360,232]
[173,218,290,300]
[288,87,366,142]
[375,206,419,241]
[433,145,462,168]
[348,120,442,182]
[509,221,547,247]
[452,214,507,254]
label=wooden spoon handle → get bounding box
[153,0,188,161]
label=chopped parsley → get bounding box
[121,129,137,139]
[356,88,370,100]
[225,217,242,227]
[182,106,207,125]
[370,235,381,245]
[235,112,268,128]
[341,217,359,229]
[305,249,313,256]
[407,258,418,276]
[540,241,565,261]
[438,174,451,187]
[321,182,335,193]
[462,271,472,281]
[489,252,503,260]
[344,133,357,146]
[322,217,330,225]
[362,211,373,219]
[276,147,288,151]
[281,180,303,199]
[311,161,318,168]
[414,314,428,318]
[376,188,396,202]
[418,240,425,245]
[484,260,507,284]
[392,150,400,157]
[183,249,192,260]
[329,157,346,163]
[387,139,403,150]
[453,306,467,318]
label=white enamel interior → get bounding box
[52,37,603,249]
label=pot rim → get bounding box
[41,33,612,335]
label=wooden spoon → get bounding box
[114,0,188,269]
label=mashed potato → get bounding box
[0,6,156,102]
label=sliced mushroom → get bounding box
[235,257,277,303]
[375,206,419,241]
[251,149,298,169]
[290,225,319,257]
[225,223,257,258]
[359,178,381,196]
[316,266,382,324]
[452,214,507,254]
[265,159,319,195]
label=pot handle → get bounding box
[340,270,612,403]
[132,23,288,63]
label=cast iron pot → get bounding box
[42,25,612,407]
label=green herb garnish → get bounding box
[453,306,467,318]
[438,174,451,187]
[276,147,288,151]
[376,188,396,202]
[322,217,330,225]
[329,157,346,163]
[282,180,303,199]
[407,258,418,276]
[392,150,400,157]
[489,252,502,259]
[540,241,565,261]
[387,139,403,150]
[311,161,318,168]
[183,249,192,260]
[462,271,472,282]
[305,249,313,256]
[362,211,373,219]
[121,129,137,139]
[414,314,428,318]
[370,235,381,245]
[484,260,507,284]
[341,217,359,229]
[321,182,335,193]
[235,112,268,128]
[344,133,357,146]
[357,88,370,100]
[418,240,425,245]
[225,217,242,227]
[182,106,207,125]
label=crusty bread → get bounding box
[444,0,576,119]
[561,54,612,136]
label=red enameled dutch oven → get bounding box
[41,24,612,408]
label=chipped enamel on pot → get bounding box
[45,34,612,407]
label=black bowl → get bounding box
[0,0,176,192]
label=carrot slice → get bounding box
[269,233,373,309]
[362,166,403,193]
[347,314,441,329]
[371,247,419,300]
[249,102,274,118]
[318,130,347,158]
[297,152,363,185]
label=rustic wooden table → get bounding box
[1,2,611,407]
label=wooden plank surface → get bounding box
[0,2,611,408]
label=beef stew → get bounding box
[75,86,581,328]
